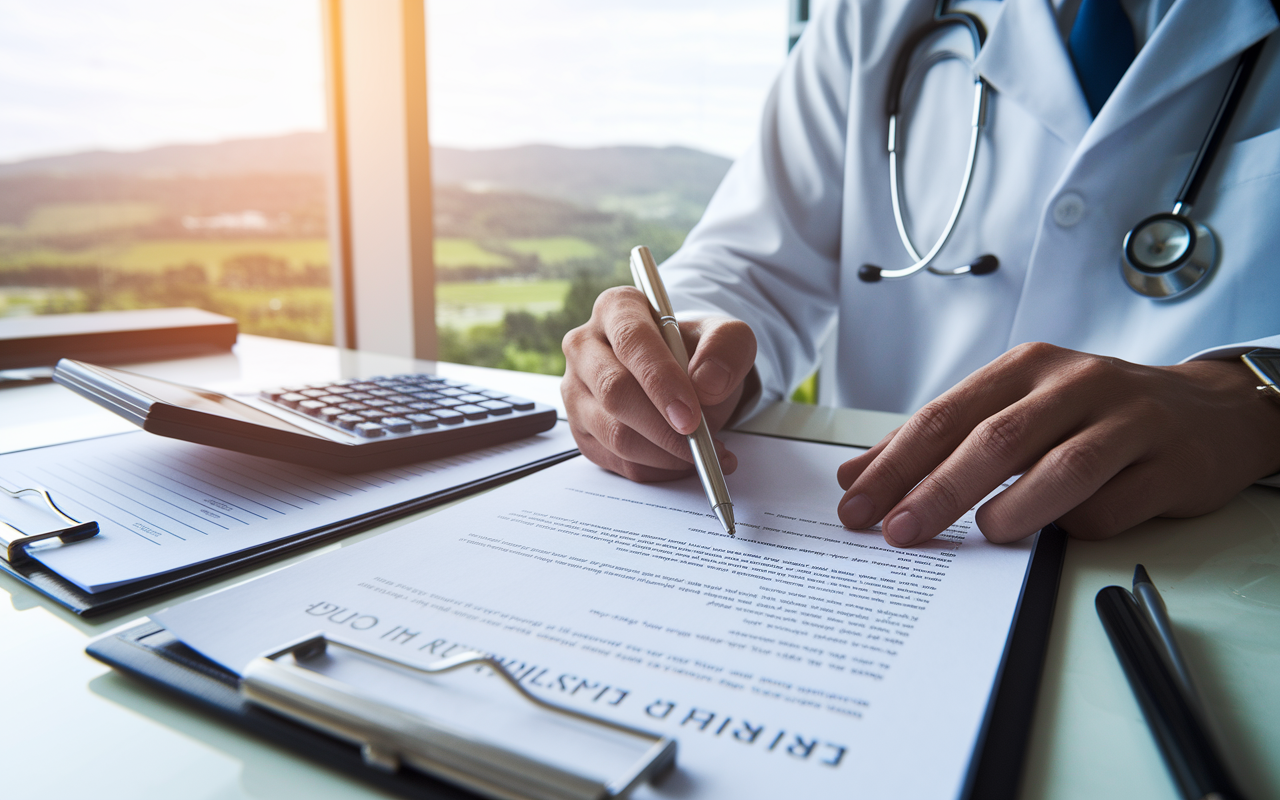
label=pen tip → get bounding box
[1133,563,1151,588]
[715,503,735,537]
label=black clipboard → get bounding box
[1,441,578,617]
[87,524,1066,800]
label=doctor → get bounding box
[560,0,1280,547]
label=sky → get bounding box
[0,0,794,164]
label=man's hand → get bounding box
[836,342,1280,546]
[561,287,757,482]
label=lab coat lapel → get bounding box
[973,0,1092,148]
[1078,0,1278,152]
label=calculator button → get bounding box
[438,388,466,397]
[457,393,487,403]
[406,413,438,429]
[325,385,353,394]
[339,402,369,411]
[480,389,508,399]
[354,422,386,437]
[435,398,463,407]
[335,413,365,430]
[380,417,412,433]
[383,394,414,404]
[365,399,393,408]
[344,392,373,401]
[299,389,328,398]
[408,401,438,411]
[479,400,513,414]
[454,404,490,420]
[367,389,395,397]
[411,391,442,401]
[347,383,376,391]
[278,392,308,407]
[430,408,465,424]
[298,400,328,415]
[318,406,347,422]
[505,396,536,411]
[315,395,345,405]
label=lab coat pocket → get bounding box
[1212,126,1280,192]
[1187,125,1280,341]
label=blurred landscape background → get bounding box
[0,132,732,375]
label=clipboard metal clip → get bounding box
[0,483,99,566]
[242,633,677,800]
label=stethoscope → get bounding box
[857,0,1268,300]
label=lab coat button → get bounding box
[1053,193,1086,227]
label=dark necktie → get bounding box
[1068,0,1137,117]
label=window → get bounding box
[426,0,789,375]
[2,1,799,370]
[0,0,333,343]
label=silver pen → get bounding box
[629,245,736,536]
[1132,564,1200,708]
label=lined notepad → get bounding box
[0,424,576,593]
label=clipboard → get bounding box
[87,525,1066,800]
[1,444,578,617]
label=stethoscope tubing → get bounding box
[1119,33,1266,298]
[869,1,1271,297]
[882,76,988,279]
[860,7,992,283]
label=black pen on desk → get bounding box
[629,245,735,537]
[1096,567,1246,800]
[1132,564,1201,708]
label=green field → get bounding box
[436,279,569,306]
[434,238,512,268]
[14,202,164,237]
[436,278,570,329]
[506,236,598,263]
[0,238,330,277]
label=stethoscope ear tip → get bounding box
[970,254,999,275]
[858,265,883,283]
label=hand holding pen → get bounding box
[559,246,756,527]
[628,246,736,535]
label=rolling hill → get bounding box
[0,133,733,221]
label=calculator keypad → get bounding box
[260,374,541,439]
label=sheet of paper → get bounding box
[156,432,1036,799]
[0,423,576,593]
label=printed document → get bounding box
[0,423,576,592]
[156,432,1037,799]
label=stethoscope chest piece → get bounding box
[1120,212,1215,299]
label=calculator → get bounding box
[52,359,559,473]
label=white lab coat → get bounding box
[662,0,1280,417]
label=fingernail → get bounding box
[884,510,921,547]
[692,360,730,395]
[666,400,696,433]
[839,493,875,529]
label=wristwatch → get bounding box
[1241,349,1280,404]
